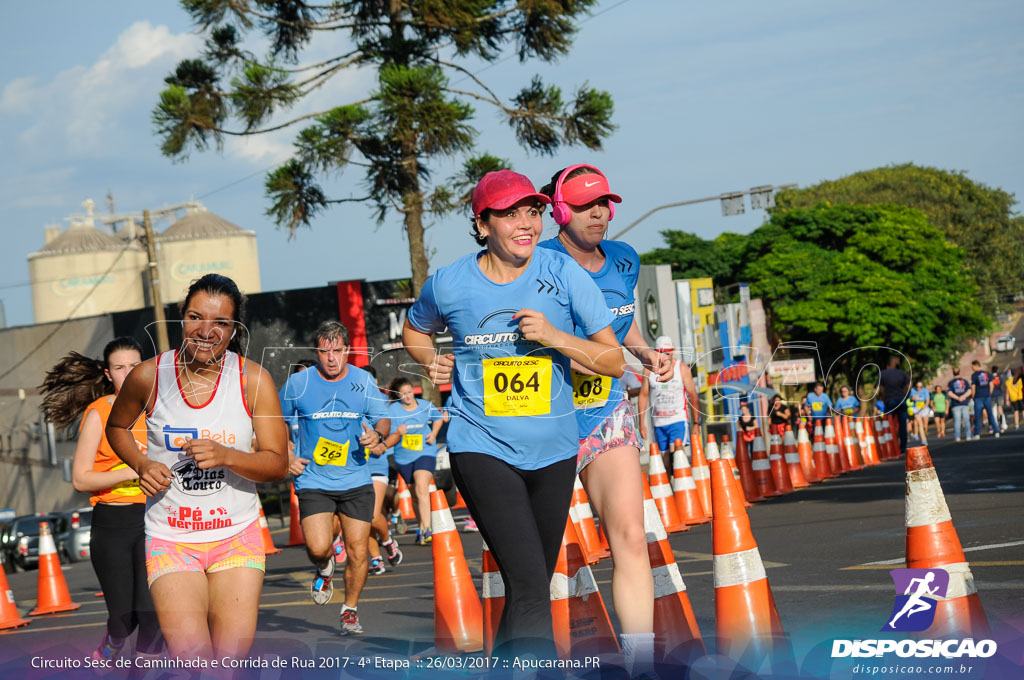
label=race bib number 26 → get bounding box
[482,356,552,416]
[313,437,350,466]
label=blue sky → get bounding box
[1,1,1021,328]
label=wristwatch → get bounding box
[376,430,386,445]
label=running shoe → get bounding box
[416,528,432,545]
[463,517,479,533]
[369,557,386,575]
[310,559,335,605]
[381,539,403,566]
[91,632,123,665]
[340,608,363,635]
[333,538,347,565]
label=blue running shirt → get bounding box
[538,238,639,439]
[388,398,443,465]
[407,248,614,469]
[804,392,834,419]
[835,395,859,415]
[280,365,389,491]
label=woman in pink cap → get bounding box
[538,164,674,674]
[403,169,624,659]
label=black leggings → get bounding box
[90,503,161,652]
[449,452,576,659]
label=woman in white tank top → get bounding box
[107,274,288,660]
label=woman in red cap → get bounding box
[537,164,672,674]
[403,169,624,659]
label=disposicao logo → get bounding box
[883,568,948,632]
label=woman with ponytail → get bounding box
[41,337,163,663]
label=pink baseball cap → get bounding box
[472,170,551,217]
[560,172,623,207]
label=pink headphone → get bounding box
[550,163,615,226]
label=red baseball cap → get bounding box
[472,170,551,217]
[560,172,623,207]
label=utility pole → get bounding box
[143,210,170,353]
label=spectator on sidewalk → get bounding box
[947,368,972,442]
[932,385,948,439]
[880,356,911,454]
[1008,367,1024,431]
[970,360,999,439]
[990,365,1007,433]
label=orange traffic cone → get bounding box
[258,506,282,556]
[811,423,834,480]
[734,432,764,502]
[28,522,80,615]
[0,565,29,629]
[796,422,821,483]
[768,432,794,495]
[825,418,847,475]
[431,488,483,653]
[711,458,784,667]
[904,447,989,637]
[453,489,468,510]
[648,444,686,533]
[397,476,417,522]
[856,418,880,466]
[840,416,865,471]
[750,431,779,499]
[571,476,609,563]
[783,425,811,488]
[551,517,619,659]
[287,482,305,546]
[712,436,750,508]
[641,475,703,661]
[671,443,710,524]
[481,540,504,656]
[689,432,712,517]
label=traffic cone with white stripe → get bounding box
[397,476,416,522]
[671,442,710,525]
[258,506,282,556]
[715,436,751,508]
[825,418,847,475]
[783,425,811,489]
[797,422,822,483]
[711,458,785,668]
[768,432,794,495]
[0,565,29,629]
[811,422,834,480]
[839,416,865,471]
[28,522,80,615]
[481,540,503,656]
[750,431,779,499]
[572,476,609,562]
[430,488,483,653]
[690,432,712,517]
[551,516,619,659]
[904,446,989,637]
[648,443,687,533]
[287,482,305,546]
[734,432,765,502]
[641,475,704,661]
[856,418,880,466]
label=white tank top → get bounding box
[650,360,689,427]
[145,350,258,542]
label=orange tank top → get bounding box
[81,395,148,506]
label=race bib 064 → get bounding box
[482,356,552,417]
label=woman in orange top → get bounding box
[41,337,161,662]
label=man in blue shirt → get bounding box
[970,360,999,440]
[280,321,391,635]
[946,367,972,442]
[804,382,834,422]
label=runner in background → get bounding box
[638,336,699,451]
[835,385,860,416]
[404,169,623,660]
[279,320,391,635]
[947,367,973,442]
[41,337,163,663]
[737,401,758,444]
[363,367,402,574]
[804,381,833,423]
[931,385,948,439]
[768,395,793,436]
[107,274,289,659]
[538,164,674,674]
[383,377,444,546]
[908,380,931,446]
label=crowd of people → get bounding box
[37,162,1021,672]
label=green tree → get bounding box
[773,164,1024,314]
[742,204,987,383]
[639,231,747,285]
[153,0,616,297]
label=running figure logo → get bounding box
[883,568,949,632]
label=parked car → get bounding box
[59,507,93,563]
[0,513,70,571]
[996,335,1016,352]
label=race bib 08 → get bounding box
[313,437,350,466]
[402,434,424,451]
[572,371,611,409]
[482,356,552,417]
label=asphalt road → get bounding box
[1,431,1021,679]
